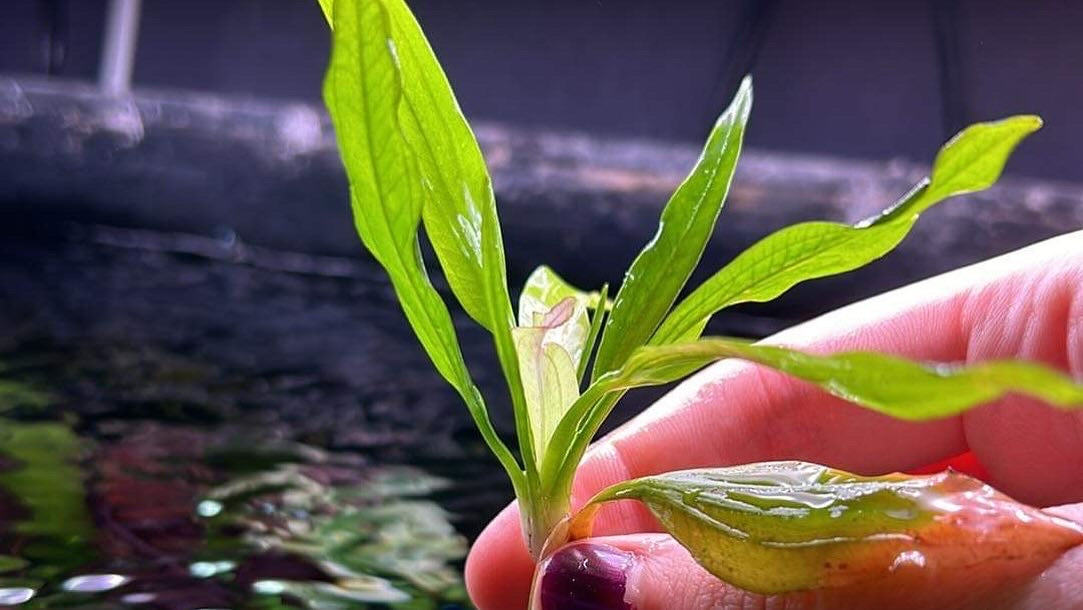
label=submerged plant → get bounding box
[315,0,1083,602]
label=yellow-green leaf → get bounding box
[383,0,515,337]
[317,0,333,24]
[322,0,516,339]
[324,0,528,473]
[324,0,458,385]
[602,338,1083,419]
[653,116,1042,345]
[321,0,521,487]
[568,462,1083,594]
[546,335,1083,500]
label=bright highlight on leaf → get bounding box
[599,338,1083,419]
[566,462,1083,594]
[317,0,1082,594]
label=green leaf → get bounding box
[591,78,753,377]
[599,337,1083,420]
[540,386,618,510]
[513,302,582,462]
[375,0,528,475]
[873,115,1044,224]
[324,0,447,378]
[317,0,333,24]
[546,334,1083,495]
[653,115,1042,344]
[322,0,520,487]
[0,420,95,571]
[382,0,513,334]
[322,0,515,336]
[579,283,609,383]
[567,462,1083,594]
[333,0,529,477]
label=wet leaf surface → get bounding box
[569,461,1083,595]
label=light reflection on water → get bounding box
[62,574,131,593]
[0,588,36,604]
[0,361,480,609]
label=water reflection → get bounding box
[62,574,131,592]
[0,367,476,609]
[0,587,36,604]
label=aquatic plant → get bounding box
[315,0,1083,603]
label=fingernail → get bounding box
[537,542,635,610]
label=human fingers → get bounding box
[533,503,1083,610]
[466,230,1083,609]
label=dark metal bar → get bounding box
[931,0,971,137]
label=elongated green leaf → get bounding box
[321,0,514,336]
[541,386,618,506]
[567,462,1083,594]
[653,115,1042,345]
[324,0,453,384]
[376,0,527,469]
[383,1,513,334]
[324,0,529,474]
[591,78,753,377]
[579,283,608,382]
[546,334,1083,496]
[602,338,1083,420]
[322,0,520,487]
[317,0,333,23]
[871,116,1044,225]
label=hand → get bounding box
[465,230,1083,610]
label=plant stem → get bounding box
[521,480,572,560]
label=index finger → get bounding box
[466,230,1083,609]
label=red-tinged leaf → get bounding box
[563,462,1083,595]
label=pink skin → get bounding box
[466,230,1083,610]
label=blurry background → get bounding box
[1,2,1082,608]
[5,0,1083,179]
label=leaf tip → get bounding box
[997,114,1044,137]
[738,74,753,94]
[1018,114,1044,130]
[710,75,754,131]
[735,74,754,110]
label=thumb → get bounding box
[532,506,1083,610]
[531,535,753,610]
